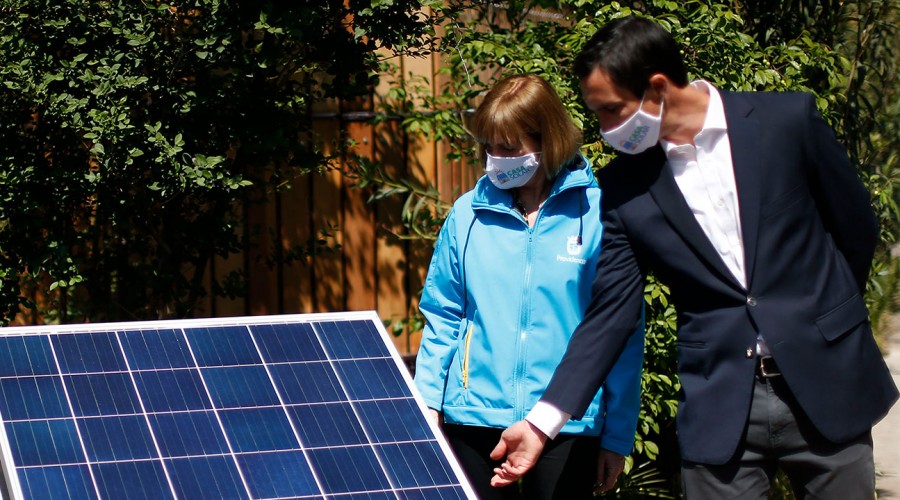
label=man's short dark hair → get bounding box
[574,16,689,97]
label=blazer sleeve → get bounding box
[541,202,646,419]
[597,314,644,456]
[414,209,465,411]
[801,94,878,290]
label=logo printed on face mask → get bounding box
[497,165,531,184]
[620,125,651,152]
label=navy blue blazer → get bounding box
[542,90,899,464]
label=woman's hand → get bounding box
[594,449,626,494]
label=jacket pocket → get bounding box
[815,294,869,343]
[677,341,708,379]
[462,324,473,389]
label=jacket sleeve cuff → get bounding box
[525,401,570,440]
[598,434,634,456]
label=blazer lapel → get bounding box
[721,92,761,289]
[644,147,742,288]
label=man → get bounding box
[490,16,899,498]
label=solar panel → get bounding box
[0,311,476,499]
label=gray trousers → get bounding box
[682,375,875,499]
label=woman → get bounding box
[414,74,644,499]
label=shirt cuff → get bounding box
[525,401,571,440]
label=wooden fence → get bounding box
[193,51,480,358]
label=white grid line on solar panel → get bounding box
[1,386,458,492]
[304,321,410,496]
[0,356,396,375]
[3,356,440,454]
[44,330,107,499]
[152,325,292,496]
[12,461,465,500]
[0,313,475,499]
[10,435,445,466]
[0,394,427,421]
[182,323,315,498]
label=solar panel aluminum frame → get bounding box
[0,311,477,500]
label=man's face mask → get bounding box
[484,152,541,189]
[600,93,664,154]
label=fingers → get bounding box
[488,437,507,461]
[593,466,621,494]
[489,440,522,487]
[490,462,527,487]
[595,476,619,494]
[490,469,515,487]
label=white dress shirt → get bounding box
[663,81,745,288]
[527,81,754,440]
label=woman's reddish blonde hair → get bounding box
[469,74,582,177]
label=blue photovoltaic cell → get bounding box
[0,312,474,499]
[270,361,345,404]
[78,415,156,462]
[308,446,391,494]
[335,358,413,400]
[0,377,69,420]
[8,419,84,467]
[357,398,434,443]
[120,329,194,370]
[92,460,169,500]
[238,450,319,498]
[253,322,325,362]
[64,373,142,417]
[0,336,57,377]
[219,407,297,453]
[167,456,245,499]
[186,326,261,367]
[52,333,127,374]
[19,465,95,500]
[148,411,229,457]
[202,365,279,408]
[288,402,368,447]
[133,369,211,412]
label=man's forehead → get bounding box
[580,68,636,104]
[580,71,618,101]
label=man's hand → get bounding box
[427,408,443,426]
[489,420,548,487]
[594,449,626,494]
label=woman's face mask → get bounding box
[600,93,664,155]
[484,152,541,189]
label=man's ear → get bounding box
[647,73,671,101]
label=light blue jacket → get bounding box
[414,156,644,456]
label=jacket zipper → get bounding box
[514,213,541,421]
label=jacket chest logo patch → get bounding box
[557,236,587,265]
[566,235,582,256]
